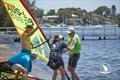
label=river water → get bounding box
[0,39,120,80]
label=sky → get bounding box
[35,0,120,14]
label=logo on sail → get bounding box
[100,63,111,74]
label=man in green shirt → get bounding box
[67,27,81,80]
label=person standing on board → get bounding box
[8,25,38,79]
[21,25,38,52]
[47,34,68,80]
[67,27,81,80]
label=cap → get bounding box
[54,34,63,39]
[25,25,33,29]
[67,27,75,33]
[59,34,63,39]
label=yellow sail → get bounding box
[2,0,50,63]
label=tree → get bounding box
[57,8,78,25]
[111,5,116,16]
[0,1,5,26]
[47,9,56,15]
[94,6,110,17]
[31,0,35,7]
[0,0,13,27]
[117,13,120,27]
[24,0,32,7]
[31,8,44,18]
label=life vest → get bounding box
[47,41,63,69]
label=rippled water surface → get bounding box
[76,39,120,80]
[0,39,120,80]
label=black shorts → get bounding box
[47,58,64,70]
[68,54,80,68]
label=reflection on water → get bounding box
[0,39,120,80]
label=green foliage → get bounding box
[94,6,111,17]
[0,0,119,26]
[0,0,13,27]
[0,0,6,27]
[117,13,120,26]
[111,5,116,15]
[31,8,44,18]
[47,9,56,15]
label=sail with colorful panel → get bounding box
[2,0,50,63]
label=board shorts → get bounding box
[11,64,28,73]
[21,49,31,53]
[68,54,80,68]
[8,49,32,73]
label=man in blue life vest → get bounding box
[8,25,38,79]
[8,53,37,79]
[67,27,81,80]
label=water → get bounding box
[0,39,120,80]
[77,39,120,80]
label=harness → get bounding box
[47,41,63,69]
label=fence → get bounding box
[0,26,120,42]
[42,26,120,40]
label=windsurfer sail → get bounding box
[2,0,50,63]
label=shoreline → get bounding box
[0,49,15,62]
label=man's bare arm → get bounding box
[28,27,38,37]
[68,36,77,51]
